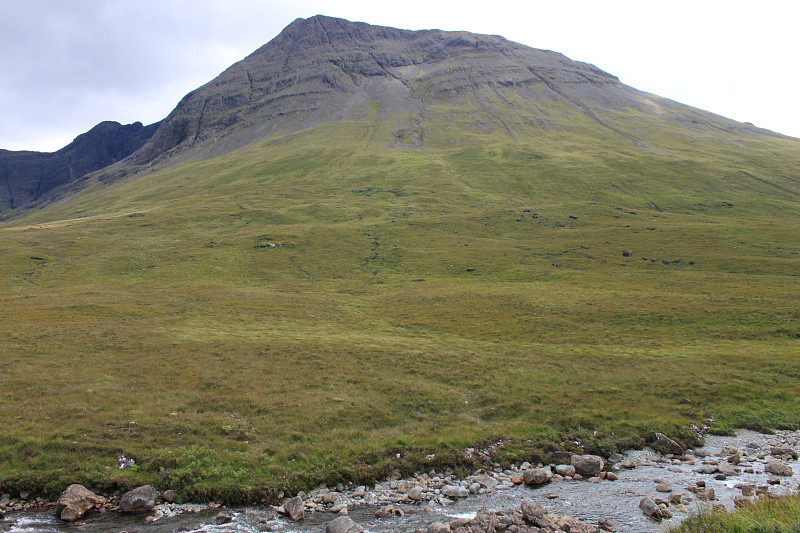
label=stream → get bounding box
[3,429,799,533]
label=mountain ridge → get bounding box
[0,120,159,211]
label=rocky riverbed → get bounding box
[1,429,798,533]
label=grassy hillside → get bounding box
[1,111,799,501]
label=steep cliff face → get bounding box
[126,15,784,171]
[0,120,159,210]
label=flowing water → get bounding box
[4,430,799,533]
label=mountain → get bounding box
[104,14,789,176]
[0,16,799,502]
[0,120,159,210]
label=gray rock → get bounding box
[408,486,424,501]
[0,494,9,507]
[213,512,233,525]
[352,486,366,497]
[442,485,469,498]
[162,489,177,503]
[654,433,684,455]
[284,496,304,521]
[55,484,105,522]
[554,464,576,476]
[639,497,665,520]
[717,462,740,476]
[598,517,622,531]
[427,522,451,533]
[325,516,364,533]
[119,485,157,513]
[472,474,499,489]
[523,467,552,486]
[521,500,547,522]
[571,454,604,476]
[765,460,793,476]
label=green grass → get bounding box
[0,107,799,503]
[673,494,800,532]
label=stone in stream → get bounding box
[283,496,304,521]
[655,483,673,493]
[427,522,451,533]
[442,485,469,498]
[523,467,552,486]
[571,454,604,476]
[598,517,622,532]
[119,485,157,513]
[765,460,793,476]
[639,496,669,520]
[54,484,105,522]
[325,515,364,533]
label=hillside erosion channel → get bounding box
[2,429,799,533]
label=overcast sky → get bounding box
[1,0,798,152]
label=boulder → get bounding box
[119,485,157,513]
[442,485,469,498]
[325,516,364,533]
[654,433,684,455]
[521,500,546,523]
[427,522,451,533]
[472,474,499,489]
[408,486,424,501]
[162,489,177,503]
[639,497,665,520]
[284,496,304,521]
[598,517,622,532]
[571,454,604,476]
[523,467,552,486]
[55,484,105,522]
[554,464,576,477]
[770,445,798,460]
[213,511,234,525]
[765,460,793,476]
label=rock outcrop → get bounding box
[0,120,159,212]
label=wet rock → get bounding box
[765,460,793,476]
[654,433,684,455]
[655,483,673,493]
[639,497,668,520]
[523,467,552,486]
[571,454,604,476]
[605,472,619,481]
[699,464,717,474]
[717,462,740,476]
[284,496,304,521]
[325,515,364,533]
[598,517,622,531]
[119,485,157,513]
[771,445,798,460]
[55,484,105,522]
[696,488,716,501]
[213,511,234,525]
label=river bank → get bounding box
[2,429,798,533]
